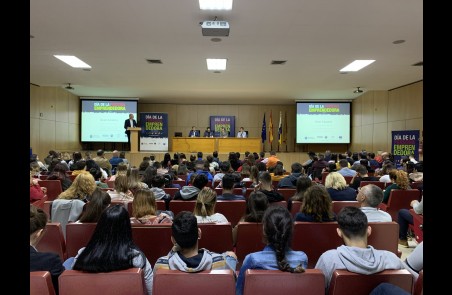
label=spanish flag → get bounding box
[269,111,273,144]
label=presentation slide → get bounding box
[81,99,137,142]
[296,102,350,144]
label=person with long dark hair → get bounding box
[235,206,307,295]
[69,205,153,295]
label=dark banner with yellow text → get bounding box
[140,112,169,151]
[391,130,420,168]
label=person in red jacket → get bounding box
[30,172,47,203]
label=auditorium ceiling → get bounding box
[30,0,423,105]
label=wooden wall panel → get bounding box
[30,117,40,153]
[372,122,388,153]
[30,85,40,119]
[373,91,388,124]
[361,93,374,126]
[405,82,423,119]
[55,89,69,123]
[39,120,55,157]
[360,125,373,152]
[387,88,407,122]
[351,126,362,152]
[40,87,56,121]
[55,122,69,150]
[405,118,423,132]
[68,123,81,150]
[68,95,80,124]
[352,98,362,127]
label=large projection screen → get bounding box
[296,102,351,144]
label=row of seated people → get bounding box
[37,184,415,266]
[31,205,423,295]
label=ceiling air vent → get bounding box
[146,59,162,64]
[271,60,287,65]
[412,61,423,66]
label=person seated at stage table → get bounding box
[203,127,214,137]
[237,127,247,138]
[188,126,200,137]
[220,126,228,138]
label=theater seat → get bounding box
[35,222,67,261]
[131,224,173,265]
[59,268,146,295]
[153,269,235,295]
[235,222,265,262]
[332,201,360,215]
[37,180,63,201]
[378,189,421,221]
[65,223,97,258]
[198,222,233,254]
[328,269,413,295]
[413,269,423,295]
[30,271,56,295]
[409,209,423,243]
[215,200,246,227]
[244,269,325,295]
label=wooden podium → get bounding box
[127,127,142,152]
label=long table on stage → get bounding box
[172,137,261,153]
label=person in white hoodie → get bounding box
[315,206,404,291]
[153,211,237,274]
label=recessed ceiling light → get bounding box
[271,60,287,65]
[340,60,375,72]
[211,38,222,42]
[199,0,233,10]
[392,40,405,44]
[54,55,92,68]
[206,58,227,70]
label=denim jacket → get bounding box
[236,245,308,295]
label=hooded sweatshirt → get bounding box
[315,245,404,290]
[153,248,233,273]
[150,187,169,200]
[173,186,200,200]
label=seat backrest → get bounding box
[59,268,146,295]
[38,180,63,201]
[269,200,287,208]
[293,222,342,268]
[35,222,67,261]
[31,194,49,209]
[413,269,423,295]
[410,182,422,190]
[198,222,233,254]
[244,188,254,198]
[215,200,247,227]
[168,200,196,216]
[131,224,173,265]
[30,271,56,295]
[106,180,115,188]
[328,269,413,295]
[235,222,265,262]
[153,269,235,295]
[290,201,302,216]
[43,201,53,219]
[163,187,179,197]
[276,188,297,202]
[173,179,186,187]
[244,269,325,295]
[359,181,385,189]
[65,223,97,257]
[232,187,244,195]
[332,201,360,215]
[343,176,354,184]
[409,209,423,243]
[367,222,399,255]
[382,189,421,221]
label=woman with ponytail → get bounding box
[193,187,228,223]
[236,205,307,295]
